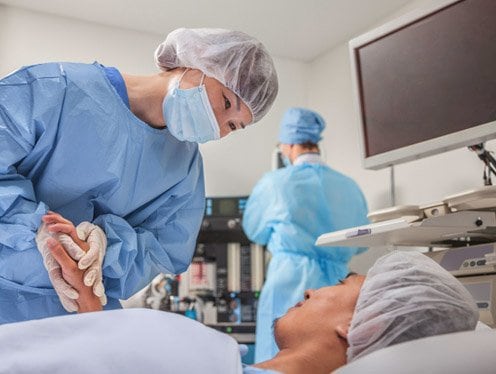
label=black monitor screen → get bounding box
[356,0,496,158]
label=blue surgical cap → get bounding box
[278,107,326,144]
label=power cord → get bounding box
[468,143,496,185]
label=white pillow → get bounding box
[336,329,496,374]
[0,309,242,374]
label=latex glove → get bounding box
[35,223,81,312]
[76,222,107,306]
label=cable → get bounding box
[468,143,496,185]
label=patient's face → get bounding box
[274,274,365,361]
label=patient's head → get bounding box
[274,273,365,367]
[273,251,479,368]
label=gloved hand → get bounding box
[40,211,108,307]
[35,223,81,312]
[75,221,108,306]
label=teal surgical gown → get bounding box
[0,62,205,323]
[242,154,368,362]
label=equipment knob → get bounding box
[227,219,238,229]
[201,219,211,230]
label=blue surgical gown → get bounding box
[242,155,368,362]
[0,62,205,324]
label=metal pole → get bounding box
[390,165,396,207]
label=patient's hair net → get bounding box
[347,251,478,362]
[154,28,278,123]
[278,107,326,144]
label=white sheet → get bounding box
[0,309,242,374]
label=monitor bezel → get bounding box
[349,0,496,170]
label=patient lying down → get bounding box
[45,238,478,374]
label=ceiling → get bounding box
[0,0,413,61]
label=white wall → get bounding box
[0,5,307,198]
[307,0,496,272]
[0,6,162,76]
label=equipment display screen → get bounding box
[205,197,248,217]
[218,199,237,216]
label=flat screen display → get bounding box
[352,0,496,169]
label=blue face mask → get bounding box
[163,72,220,143]
[282,154,291,167]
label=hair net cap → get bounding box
[347,251,479,362]
[154,28,278,123]
[278,107,326,144]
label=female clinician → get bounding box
[0,28,278,323]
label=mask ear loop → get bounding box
[177,68,190,88]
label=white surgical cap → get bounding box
[154,28,278,123]
[347,251,479,362]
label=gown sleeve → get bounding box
[0,65,66,250]
[242,173,284,245]
[95,155,205,299]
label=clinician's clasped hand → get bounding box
[35,211,107,311]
